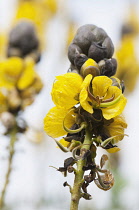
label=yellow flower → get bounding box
[104,115,127,143]
[103,115,127,153]
[51,73,83,109]
[80,75,127,120]
[0,57,43,110]
[0,57,42,91]
[51,73,127,120]
[0,57,23,89]
[17,58,36,90]
[44,106,77,138]
[116,36,139,93]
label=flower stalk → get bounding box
[70,128,92,210]
[0,126,17,209]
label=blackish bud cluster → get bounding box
[7,20,41,63]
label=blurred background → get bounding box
[0,0,139,209]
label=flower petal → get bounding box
[105,115,127,142]
[80,74,93,113]
[0,57,23,89]
[102,95,127,120]
[44,107,76,138]
[103,85,122,101]
[51,73,83,108]
[92,76,112,98]
[106,147,120,153]
[17,59,36,90]
[59,138,70,147]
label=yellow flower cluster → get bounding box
[44,64,127,153]
[115,6,139,94]
[116,36,139,93]
[0,57,43,112]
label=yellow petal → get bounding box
[109,115,127,142]
[51,73,83,109]
[80,74,93,113]
[0,91,8,113]
[104,115,127,143]
[59,138,70,147]
[92,76,112,98]
[102,95,127,120]
[17,59,35,90]
[43,0,57,14]
[44,107,76,138]
[81,58,98,70]
[0,57,23,88]
[106,147,120,153]
[104,86,122,100]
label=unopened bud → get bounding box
[67,166,74,173]
[0,112,16,129]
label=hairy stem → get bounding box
[0,127,17,209]
[70,128,92,210]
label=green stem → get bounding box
[0,127,17,209]
[70,128,92,210]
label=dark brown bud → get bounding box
[98,58,117,77]
[7,20,40,60]
[74,53,88,70]
[67,166,74,173]
[68,24,114,65]
[82,193,92,200]
[64,157,75,168]
[120,80,125,93]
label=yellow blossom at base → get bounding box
[44,106,77,138]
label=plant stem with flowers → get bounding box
[44,24,128,209]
